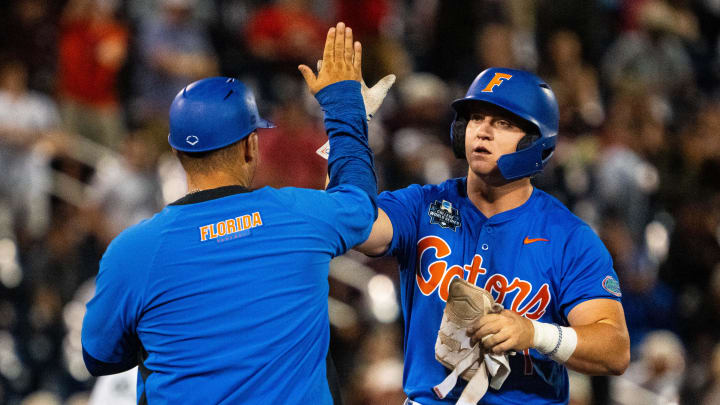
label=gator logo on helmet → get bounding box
[481,73,513,93]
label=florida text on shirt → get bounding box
[199,212,263,242]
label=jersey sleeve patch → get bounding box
[601,276,622,297]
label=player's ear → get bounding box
[245,132,259,164]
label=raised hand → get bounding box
[315,58,395,122]
[299,22,362,95]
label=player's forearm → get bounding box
[563,322,630,375]
[316,80,378,217]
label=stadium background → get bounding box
[0,0,719,404]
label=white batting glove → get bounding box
[315,60,395,160]
[316,60,396,122]
[361,74,396,122]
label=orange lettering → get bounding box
[508,278,532,313]
[439,265,465,301]
[484,274,510,305]
[200,225,210,241]
[217,221,226,236]
[210,224,218,239]
[226,219,237,234]
[463,255,487,285]
[416,236,451,296]
[518,284,551,320]
[481,73,512,92]
[252,212,262,227]
[242,215,251,229]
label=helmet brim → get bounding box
[256,117,276,129]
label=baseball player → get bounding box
[82,22,376,404]
[355,68,630,404]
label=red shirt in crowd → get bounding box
[58,19,128,107]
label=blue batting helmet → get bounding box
[168,77,275,152]
[450,67,559,180]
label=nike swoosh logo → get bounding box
[524,237,549,245]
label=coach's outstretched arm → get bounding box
[299,22,377,218]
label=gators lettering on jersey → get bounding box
[378,177,621,405]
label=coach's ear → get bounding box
[245,132,259,164]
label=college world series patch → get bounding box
[602,276,622,297]
[428,200,461,231]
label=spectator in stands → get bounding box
[0,60,60,245]
[251,81,328,190]
[245,0,326,64]
[84,133,164,244]
[0,0,60,93]
[595,89,663,239]
[611,330,686,404]
[541,29,604,137]
[701,342,720,404]
[601,0,698,124]
[132,0,217,125]
[57,0,129,150]
[599,215,676,349]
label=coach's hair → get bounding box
[174,133,252,175]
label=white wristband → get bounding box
[531,320,577,363]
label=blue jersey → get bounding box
[378,177,622,405]
[82,80,375,404]
[82,184,373,404]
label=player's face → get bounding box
[464,104,527,179]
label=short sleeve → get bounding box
[557,224,622,318]
[81,233,148,364]
[377,184,424,258]
[279,185,375,257]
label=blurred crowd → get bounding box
[1,0,720,404]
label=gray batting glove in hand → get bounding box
[317,59,395,122]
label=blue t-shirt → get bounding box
[82,184,374,404]
[378,177,622,405]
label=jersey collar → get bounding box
[459,177,539,224]
[486,187,539,224]
[169,185,252,205]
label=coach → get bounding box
[81,23,375,404]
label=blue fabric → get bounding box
[82,185,374,404]
[316,80,377,219]
[83,348,136,377]
[378,178,621,404]
[82,91,377,404]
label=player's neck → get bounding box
[466,172,533,218]
[186,171,252,194]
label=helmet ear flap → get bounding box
[516,131,540,152]
[451,118,468,159]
